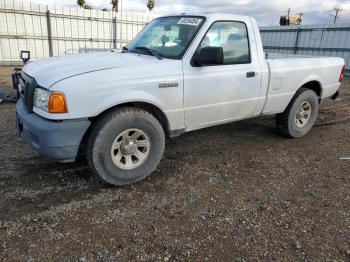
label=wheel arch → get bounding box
[300,80,322,99]
[283,80,322,113]
[92,101,170,137]
[78,101,171,158]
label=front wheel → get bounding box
[87,107,165,185]
[276,88,319,138]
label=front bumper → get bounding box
[16,100,91,163]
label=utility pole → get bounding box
[331,7,343,24]
[287,8,291,22]
[296,12,304,24]
[297,12,304,21]
[280,8,291,26]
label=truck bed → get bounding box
[262,54,343,114]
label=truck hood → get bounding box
[23,52,160,88]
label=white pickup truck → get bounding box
[14,14,345,185]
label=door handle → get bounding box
[246,71,256,78]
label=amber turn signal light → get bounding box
[48,92,68,114]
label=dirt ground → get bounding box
[1,66,350,262]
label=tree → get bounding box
[77,0,86,8]
[147,0,155,11]
[111,0,119,12]
[77,0,93,10]
[102,8,108,11]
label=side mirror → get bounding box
[193,47,224,67]
[20,51,30,65]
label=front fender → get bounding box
[93,90,185,131]
[44,67,185,130]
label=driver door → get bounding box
[183,20,262,129]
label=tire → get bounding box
[87,107,165,185]
[276,88,319,138]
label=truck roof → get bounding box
[159,13,252,21]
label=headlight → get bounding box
[33,88,68,114]
[33,88,50,112]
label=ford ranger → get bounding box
[14,14,346,185]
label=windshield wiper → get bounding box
[134,46,163,60]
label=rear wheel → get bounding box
[276,88,319,138]
[87,107,165,185]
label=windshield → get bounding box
[127,16,205,60]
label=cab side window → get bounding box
[199,21,251,65]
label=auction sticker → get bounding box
[177,17,202,26]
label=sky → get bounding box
[21,0,350,25]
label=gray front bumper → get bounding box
[16,100,91,163]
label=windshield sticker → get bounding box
[177,17,202,26]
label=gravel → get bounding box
[1,66,350,261]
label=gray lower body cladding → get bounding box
[16,100,91,163]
